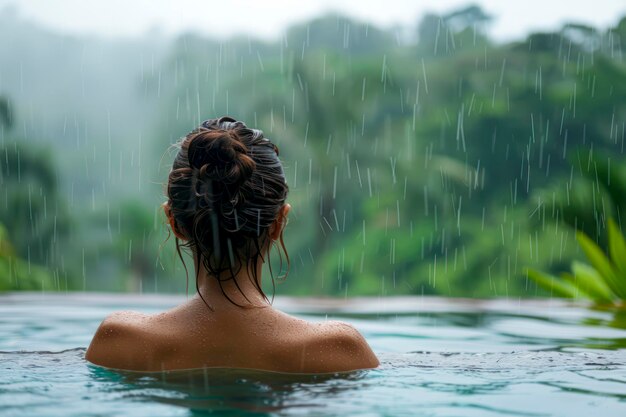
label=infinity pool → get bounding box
[1,293,625,416]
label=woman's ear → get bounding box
[269,203,291,241]
[163,202,186,240]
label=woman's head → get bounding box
[165,116,289,305]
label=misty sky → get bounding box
[1,0,625,41]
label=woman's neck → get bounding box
[194,260,270,309]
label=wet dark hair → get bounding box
[167,116,289,306]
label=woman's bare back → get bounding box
[85,296,379,373]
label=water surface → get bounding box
[1,293,625,416]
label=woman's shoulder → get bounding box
[85,308,379,374]
[272,315,380,373]
[85,310,159,371]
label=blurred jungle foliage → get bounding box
[1,4,625,297]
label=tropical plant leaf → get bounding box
[526,268,583,298]
[568,262,615,303]
[576,231,626,299]
[608,218,626,275]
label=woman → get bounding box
[86,116,379,373]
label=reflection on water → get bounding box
[583,306,626,332]
[89,365,368,417]
[1,294,626,416]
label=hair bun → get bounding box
[187,129,256,196]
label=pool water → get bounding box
[1,293,625,416]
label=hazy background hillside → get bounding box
[1,3,625,298]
